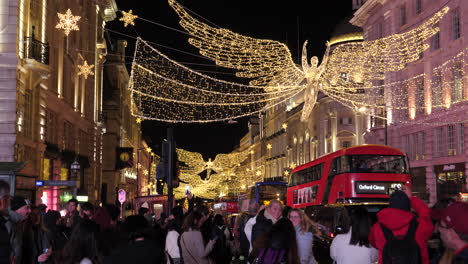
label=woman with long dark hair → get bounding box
[57,219,101,264]
[330,207,377,264]
[179,210,216,264]
[250,218,300,264]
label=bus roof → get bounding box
[255,181,288,187]
[292,144,405,172]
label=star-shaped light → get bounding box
[136,118,142,124]
[290,162,296,168]
[120,10,138,27]
[55,9,81,36]
[77,61,94,79]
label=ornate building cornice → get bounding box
[350,0,387,27]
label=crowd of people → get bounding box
[1,179,468,264]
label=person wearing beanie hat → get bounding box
[6,196,33,264]
[10,196,31,217]
[433,201,468,263]
[388,191,411,211]
[369,185,433,264]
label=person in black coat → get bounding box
[0,180,11,264]
[104,215,164,264]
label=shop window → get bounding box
[437,171,465,199]
[410,167,428,201]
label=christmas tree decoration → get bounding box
[55,9,81,36]
[120,10,138,27]
[77,61,95,79]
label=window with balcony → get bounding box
[448,125,455,156]
[419,132,426,159]
[452,62,464,103]
[45,110,56,144]
[451,9,460,40]
[458,124,465,155]
[432,71,442,108]
[402,135,410,154]
[434,127,444,157]
[23,90,32,138]
[416,79,425,115]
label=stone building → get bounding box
[352,0,468,204]
[0,0,117,208]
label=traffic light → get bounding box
[156,141,179,188]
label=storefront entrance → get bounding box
[435,163,466,200]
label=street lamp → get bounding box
[70,159,80,198]
[70,160,80,177]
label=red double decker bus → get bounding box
[286,145,411,208]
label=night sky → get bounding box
[107,0,353,159]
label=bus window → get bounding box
[291,163,324,186]
[347,155,407,174]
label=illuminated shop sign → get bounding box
[123,168,137,179]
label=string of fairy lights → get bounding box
[129,38,305,123]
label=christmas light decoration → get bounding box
[55,9,81,36]
[167,0,449,122]
[120,10,138,27]
[129,38,304,123]
[77,61,95,79]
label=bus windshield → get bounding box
[337,155,408,174]
[255,183,287,203]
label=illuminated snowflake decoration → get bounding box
[77,61,95,79]
[119,10,138,27]
[55,9,81,36]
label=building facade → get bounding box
[352,0,468,204]
[0,0,118,208]
[102,38,154,213]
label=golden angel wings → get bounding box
[169,0,449,119]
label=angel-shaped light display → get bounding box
[163,0,448,122]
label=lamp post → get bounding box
[70,159,80,198]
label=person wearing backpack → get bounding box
[369,186,433,264]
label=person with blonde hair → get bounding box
[288,208,316,264]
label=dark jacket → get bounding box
[209,225,231,263]
[239,215,253,258]
[104,239,164,264]
[369,197,433,264]
[453,246,468,264]
[6,210,27,264]
[251,209,274,247]
[0,215,11,264]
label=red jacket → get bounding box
[369,197,433,264]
